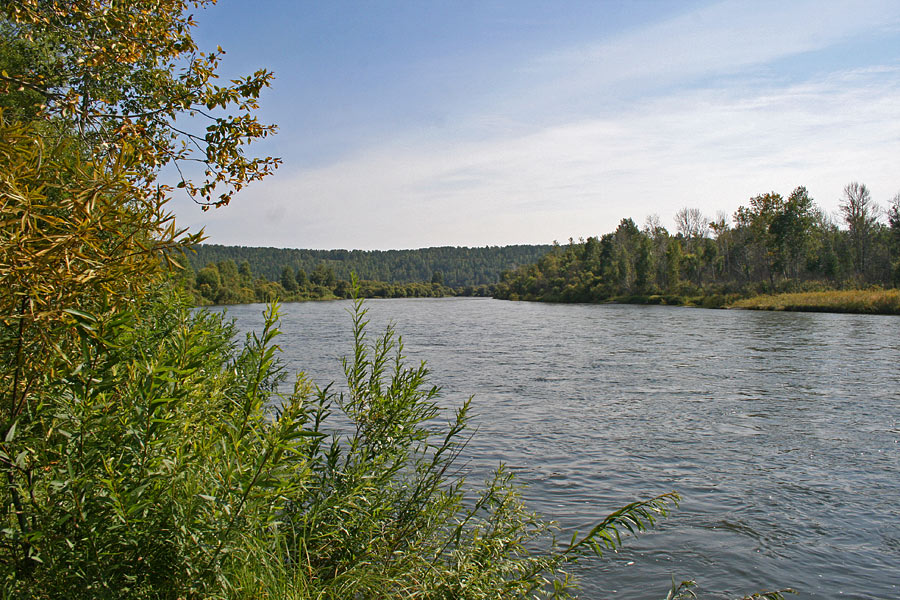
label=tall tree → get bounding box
[769,186,816,279]
[674,207,709,252]
[840,182,879,278]
[1,1,279,584]
[733,192,794,284]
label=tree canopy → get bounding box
[497,185,899,305]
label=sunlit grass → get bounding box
[729,289,900,315]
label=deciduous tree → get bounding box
[1,1,280,584]
[674,207,709,252]
[1,0,280,209]
[840,181,880,278]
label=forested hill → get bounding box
[185,243,553,288]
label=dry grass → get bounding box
[729,289,900,315]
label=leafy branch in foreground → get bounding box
[2,0,280,209]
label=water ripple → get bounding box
[215,298,900,600]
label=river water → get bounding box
[212,297,900,600]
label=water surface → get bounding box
[214,298,900,600]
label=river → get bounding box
[212,297,900,600]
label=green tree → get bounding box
[280,265,298,293]
[769,186,816,279]
[196,264,221,300]
[1,0,278,586]
[612,218,641,293]
[665,237,683,290]
[1,0,279,210]
[733,192,787,284]
[238,259,253,279]
[218,259,240,288]
[296,267,309,289]
[310,262,336,288]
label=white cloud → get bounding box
[176,1,900,249]
[530,0,900,96]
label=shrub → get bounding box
[2,288,687,598]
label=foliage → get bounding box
[2,289,691,599]
[1,0,279,209]
[0,112,200,323]
[1,0,279,471]
[174,254,462,305]
[2,291,309,597]
[496,185,899,308]
[2,0,273,594]
[184,243,552,289]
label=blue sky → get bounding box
[172,0,900,250]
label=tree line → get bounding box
[185,243,551,289]
[496,184,900,304]
[175,254,470,305]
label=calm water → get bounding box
[213,298,900,600]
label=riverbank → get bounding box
[196,286,900,316]
[728,289,900,314]
[613,289,900,315]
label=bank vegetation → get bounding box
[496,189,900,315]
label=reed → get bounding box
[729,289,900,315]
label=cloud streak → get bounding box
[178,1,900,249]
[531,0,900,91]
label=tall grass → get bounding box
[728,289,900,314]
[2,288,694,599]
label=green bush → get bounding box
[2,287,689,599]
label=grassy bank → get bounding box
[728,289,900,315]
[612,293,743,309]
[599,289,900,314]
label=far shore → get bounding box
[196,287,900,316]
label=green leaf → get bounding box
[4,419,17,442]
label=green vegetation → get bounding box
[496,188,900,313]
[730,289,900,314]
[176,254,462,305]
[180,243,549,301]
[1,2,795,598]
[0,280,686,598]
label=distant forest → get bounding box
[185,243,551,287]
[179,184,900,307]
[179,243,551,304]
[496,184,900,305]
